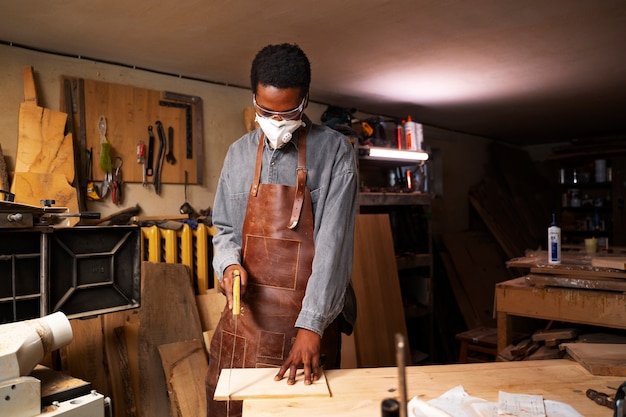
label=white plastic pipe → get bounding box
[0,312,73,379]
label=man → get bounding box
[206,43,358,416]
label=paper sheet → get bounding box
[409,385,488,417]
[408,386,583,417]
[498,391,546,417]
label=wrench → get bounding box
[165,126,176,164]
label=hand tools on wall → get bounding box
[146,125,155,178]
[86,148,101,201]
[111,157,123,205]
[158,100,192,159]
[137,140,147,187]
[63,78,87,212]
[162,91,204,185]
[98,115,113,198]
[165,126,176,164]
[153,121,167,194]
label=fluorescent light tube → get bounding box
[367,147,429,161]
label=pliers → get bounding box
[112,157,123,205]
[586,388,615,410]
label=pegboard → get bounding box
[62,76,203,185]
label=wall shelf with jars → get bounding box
[549,153,625,247]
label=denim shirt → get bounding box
[212,115,358,336]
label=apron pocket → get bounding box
[257,330,286,361]
[243,234,300,290]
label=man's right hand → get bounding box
[221,264,248,311]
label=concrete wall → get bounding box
[0,44,491,236]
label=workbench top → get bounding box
[242,359,623,416]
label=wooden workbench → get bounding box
[495,276,626,353]
[241,360,622,416]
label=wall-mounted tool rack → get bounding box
[61,77,204,186]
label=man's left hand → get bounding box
[275,328,321,385]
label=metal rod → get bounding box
[395,333,407,417]
[40,231,48,316]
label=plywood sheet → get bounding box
[351,214,409,367]
[561,343,626,376]
[214,368,330,401]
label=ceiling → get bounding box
[2,0,626,146]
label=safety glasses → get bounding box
[253,94,307,120]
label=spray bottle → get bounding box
[548,213,561,264]
[404,115,423,151]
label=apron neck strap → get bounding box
[250,128,308,230]
[288,129,308,230]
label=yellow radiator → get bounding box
[141,223,218,293]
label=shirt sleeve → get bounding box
[295,135,358,335]
[211,147,243,281]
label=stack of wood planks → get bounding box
[507,251,626,292]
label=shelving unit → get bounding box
[547,153,625,247]
[356,148,434,361]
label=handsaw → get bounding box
[227,269,241,416]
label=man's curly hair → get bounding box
[250,43,311,99]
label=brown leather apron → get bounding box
[206,129,339,417]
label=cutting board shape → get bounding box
[214,368,330,401]
[14,66,75,183]
[11,66,79,225]
[562,343,626,376]
[16,99,75,182]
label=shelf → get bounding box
[561,206,611,213]
[559,182,612,189]
[562,230,610,236]
[355,141,435,360]
[396,253,431,270]
[358,192,431,206]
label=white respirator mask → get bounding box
[256,115,305,149]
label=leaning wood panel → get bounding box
[137,262,204,417]
[351,214,409,367]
